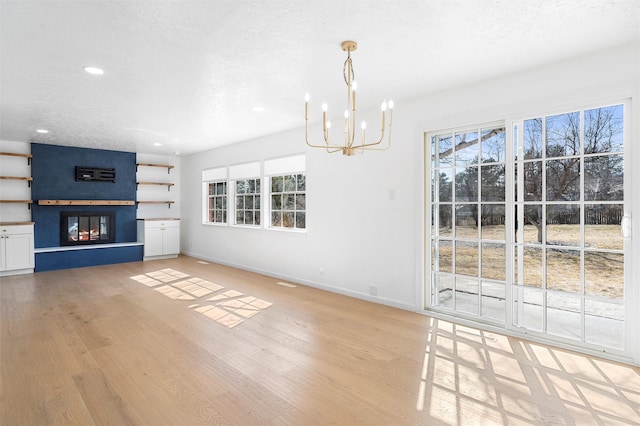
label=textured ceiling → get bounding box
[1,0,639,155]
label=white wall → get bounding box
[180,42,639,312]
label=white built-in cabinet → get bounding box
[0,223,35,276]
[137,219,180,260]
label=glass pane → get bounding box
[438,240,453,273]
[68,217,78,241]
[481,127,505,163]
[547,291,581,341]
[436,274,454,309]
[585,298,624,349]
[584,251,624,298]
[208,183,214,195]
[89,216,99,240]
[284,175,296,192]
[523,205,543,244]
[455,131,479,166]
[214,211,222,222]
[455,241,478,276]
[438,169,453,202]
[255,211,260,225]
[523,161,543,201]
[245,196,254,210]
[283,212,294,228]
[546,249,580,292]
[481,164,505,201]
[271,195,282,210]
[455,166,478,202]
[296,174,306,191]
[295,194,305,210]
[438,205,453,237]
[481,281,504,322]
[584,204,623,249]
[522,247,543,287]
[546,111,580,158]
[481,243,505,281]
[546,204,580,247]
[272,176,283,192]
[584,154,623,201]
[546,158,580,201]
[254,196,260,210]
[236,211,245,224]
[236,195,245,209]
[284,194,295,209]
[295,212,306,229]
[455,204,477,239]
[524,118,542,159]
[584,104,624,154]
[248,179,256,193]
[455,276,478,315]
[215,197,223,209]
[79,217,89,241]
[236,180,247,194]
[438,134,453,167]
[480,204,505,241]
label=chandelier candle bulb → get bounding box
[322,103,328,131]
[351,80,357,111]
[344,110,349,133]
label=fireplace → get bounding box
[61,211,115,246]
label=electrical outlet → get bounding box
[319,265,325,274]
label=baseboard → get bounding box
[181,250,415,312]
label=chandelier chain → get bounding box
[343,52,355,86]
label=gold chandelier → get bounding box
[305,41,393,156]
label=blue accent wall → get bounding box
[31,143,142,271]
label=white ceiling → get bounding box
[1,0,638,156]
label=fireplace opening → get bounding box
[61,211,115,246]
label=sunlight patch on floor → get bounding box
[130,268,272,328]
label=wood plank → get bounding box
[0,176,32,181]
[0,221,34,226]
[136,201,175,204]
[136,163,174,169]
[73,369,139,425]
[0,199,32,203]
[0,152,32,159]
[38,199,135,206]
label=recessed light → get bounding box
[83,66,104,75]
[36,129,49,134]
[252,106,265,112]
[153,142,162,147]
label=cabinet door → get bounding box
[162,226,180,255]
[4,233,34,270]
[144,228,164,257]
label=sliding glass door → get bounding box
[427,101,631,357]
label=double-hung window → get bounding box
[265,154,306,231]
[202,167,228,225]
[229,162,261,227]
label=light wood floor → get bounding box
[1,256,639,425]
